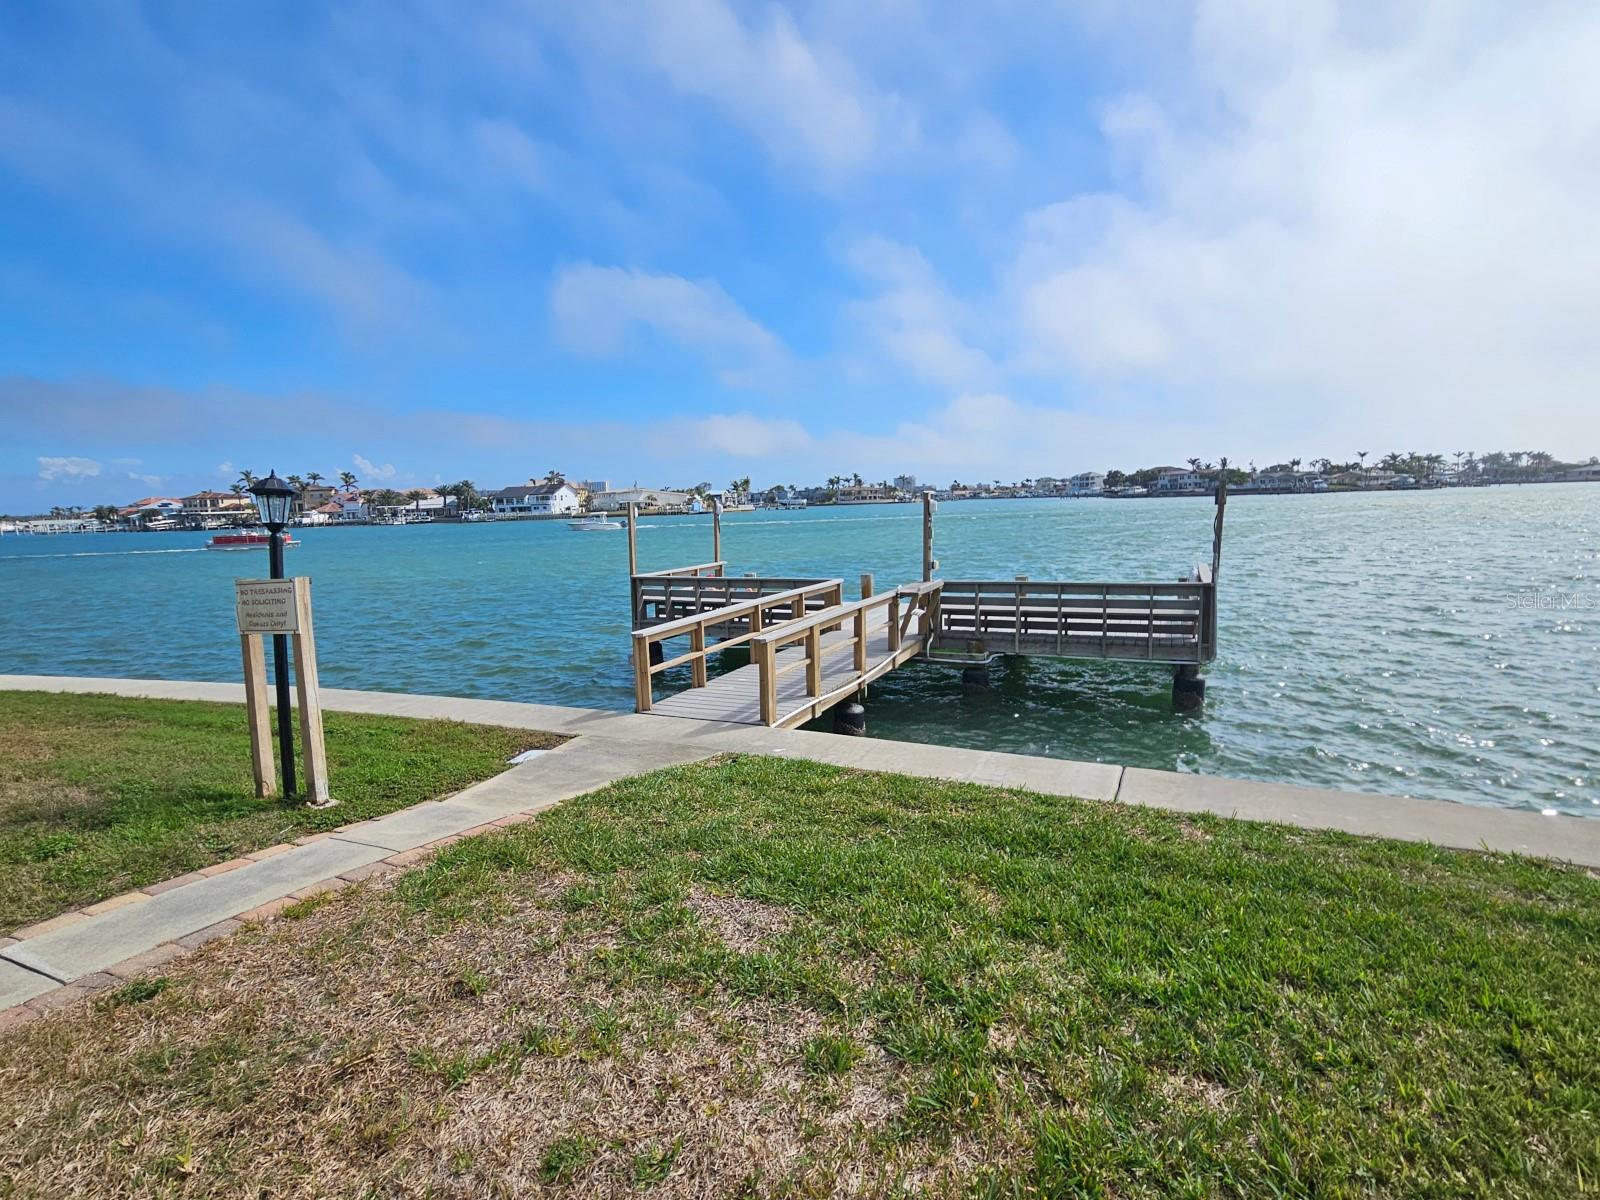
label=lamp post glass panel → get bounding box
[248,470,298,795]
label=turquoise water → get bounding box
[2,486,1596,816]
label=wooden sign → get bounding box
[238,576,332,808]
[235,578,300,634]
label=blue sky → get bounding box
[3,0,1599,509]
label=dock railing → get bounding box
[751,582,943,726]
[631,567,841,629]
[930,576,1215,664]
[632,579,845,712]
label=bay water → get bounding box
[2,485,1595,816]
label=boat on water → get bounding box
[568,514,625,531]
[205,530,300,551]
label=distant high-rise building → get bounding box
[893,473,918,492]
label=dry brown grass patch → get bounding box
[0,872,972,1197]
[683,887,793,953]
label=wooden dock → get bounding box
[633,581,939,728]
[624,480,1227,727]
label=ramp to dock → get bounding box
[633,582,939,729]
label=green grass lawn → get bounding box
[2,754,1595,1197]
[0,690,560,930]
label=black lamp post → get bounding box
[248,469,297,795]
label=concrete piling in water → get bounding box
[1172,664,1206,713]
[961,665,991,694]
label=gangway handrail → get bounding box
[631,578,844,712]
[750,582,943,726]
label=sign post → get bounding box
[235,576,333,807]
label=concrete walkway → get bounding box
[4,672,1599,1022]
[0,732,712,1019]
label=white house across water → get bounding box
[488,481,582,516]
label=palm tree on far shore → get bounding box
[236,468,258,488]
[405,489,426,516]
[339,470,357,491]
[1356,450,1368,469]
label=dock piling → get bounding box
[626,502,639,575]
[1172,664,1206,713]
[833,700,867,736]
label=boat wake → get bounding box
[1,547,206,561]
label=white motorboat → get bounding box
[568,514,624,531]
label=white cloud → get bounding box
[690,414,812,457]
[473,118,546,193]
[573,0,912,177]
[217,461,234,476]
[550,264,784,384]
[821,393,1210,481]
[36,455,101,481]
[1008,0,1600,453]
[127,471,164,488]
[843,237,997,391]
[352,453,396,480]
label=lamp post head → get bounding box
[249,469,296,532]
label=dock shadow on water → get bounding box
[802,656,1217,770]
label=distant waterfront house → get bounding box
[1254,469,1325,491]
[488,481,583,515]
[1565,463,1600,482]
[592,487,691,512]
[298,483,337,510]
[331,491,368,521]
[1068,471,1105,496]
[1152,468,1205,493]
[118,497,185,529]
[1332,470,1399,490]
[180,490,253,525]
[837,484,899,503]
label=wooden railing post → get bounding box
[853,608,867,673]
[632,632,653,712]
[860,573,874,600]
[690,623,707,688]
[805,626,822,696]
[756,640,777,726]
[888,593,901,651]
[712,498,722,567]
